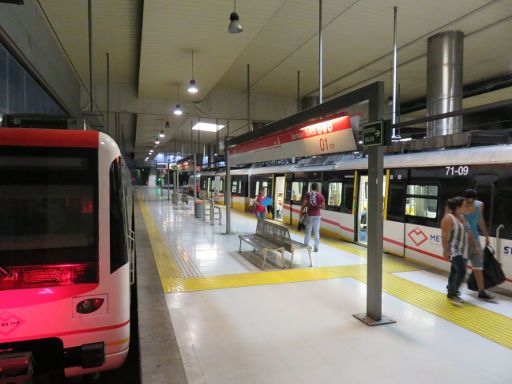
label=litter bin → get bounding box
[194,200,205,218]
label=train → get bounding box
[0,128,134,382]
[200,144,512,289]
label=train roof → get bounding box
[0,128,99,148]
[201,144,512,177]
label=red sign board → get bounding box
[229,114,355,164]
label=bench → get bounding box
[239,220,286,268]
[284,236,312,268]
[239,220,312,268]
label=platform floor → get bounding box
[136,187,512,384]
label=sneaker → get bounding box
[314,248,319,253]
[478,291,494,301]
[447,295,464,307]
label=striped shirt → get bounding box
[448,213,470,258]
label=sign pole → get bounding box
[225,138,231,235]
[354,120,395,326]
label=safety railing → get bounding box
[203,198,222,225]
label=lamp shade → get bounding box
[187,79,198,94]
[228,12,243,33]
[174,104,183,116]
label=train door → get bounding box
[356,174,387,245]
[357,175,369,244]
[274,175,285,221]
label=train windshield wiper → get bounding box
[0,263,11,279]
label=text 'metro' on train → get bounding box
[0,128,135,381]
[198,120,512,290]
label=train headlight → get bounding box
[76,298,104,314]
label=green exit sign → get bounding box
[362,120,386,148]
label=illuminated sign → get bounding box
[228,114,356,164]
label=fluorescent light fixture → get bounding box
[192,122,225,132]
[155,138,160,145]
[159,130,165,138]
[174,104,183,116]
[188,79,198,94]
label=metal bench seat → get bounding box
[284,238,312,268]
[238,234,285,268]
[239,220,312,269]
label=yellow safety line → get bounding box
[140,198,512,350]
[168,265,366,293]
[138,199,183,292]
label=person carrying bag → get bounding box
[467,245,506,291]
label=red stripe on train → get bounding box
[0,128,99,148]
[283,204,354,233]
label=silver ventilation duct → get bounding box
[426,31,464,137]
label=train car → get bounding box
[0,128,134,382]
[206,145,512,289]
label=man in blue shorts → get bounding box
[463,189,494,301]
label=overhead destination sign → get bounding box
[229,115,356,165]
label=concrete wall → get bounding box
[0,1,81,116]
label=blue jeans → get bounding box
[447,255,467,296]
[304,215,321,250]
[256,211,265,220]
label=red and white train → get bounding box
[0,128,134,381]
[201,144,512,290]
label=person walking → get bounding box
[302,182,325,252]
[463,188,494,300]
[441,197,479,306]
[254,188,267,221]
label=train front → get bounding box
[0,129,130,381]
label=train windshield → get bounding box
[0,148,98,269]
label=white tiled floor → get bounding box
[140,189,365,275]
[166,278,512,384]
[139,188,512,383]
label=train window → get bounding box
[232,179,243,195]
[110,157,128,273]
[308,182,322,194]
[328,182,343,206]
[0,148,98,272]
[406,184,438,219]
[340,183,354,213]
[291,182,304,202]
[387,182,405,221]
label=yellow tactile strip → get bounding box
[138,199,183,291]
[140,200,512,350]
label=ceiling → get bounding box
[37,0,512,162]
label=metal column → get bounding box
[318,0,323,103]
[297,70,301,112]
[391,6,399,138]
[88,0,93,114]
[354,81,394,326]
[426,31,464,137]
[225,137,232,235]
[247,64,251,131]
[106,52,110,135]
[167,154,170,201]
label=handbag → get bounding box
[298,209,308,231]
[467,246,506,290]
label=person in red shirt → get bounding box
[302,183,325,252]
[255,188,267,221]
